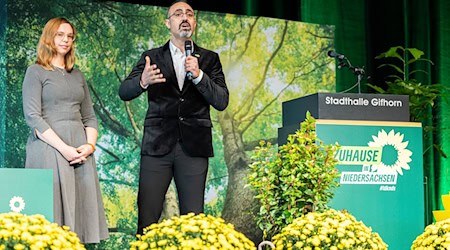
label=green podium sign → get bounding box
[279,93,423,249]
[0,168,53,221]
[316,119,424,250]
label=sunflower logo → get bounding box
[368,129,412,175]
[9,196,26,213]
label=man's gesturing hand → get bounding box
[140,56,166,89]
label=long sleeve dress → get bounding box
[22,64,109,244]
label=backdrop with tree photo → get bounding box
[1,0,335,246]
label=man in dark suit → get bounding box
[119,0,229,235]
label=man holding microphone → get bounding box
[119,0,229,235]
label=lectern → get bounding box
[279,92,424,250]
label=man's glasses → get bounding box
[55,32,76,42]
[168,10,195,19]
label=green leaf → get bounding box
[377,63,404,75]
[406,47,424,60]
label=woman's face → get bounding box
[53,23,75,57]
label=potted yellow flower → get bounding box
[130,213,255,249]
[271,209,387,249]
[0,212,85,249]
[411,218,450,249]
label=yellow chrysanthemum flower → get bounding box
[271,209,387,249]
[412,218,450,249]
[130,213,255,250]
[0,212,85,249]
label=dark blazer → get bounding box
[119,41,229,157]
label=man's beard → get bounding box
[180,30,192,38]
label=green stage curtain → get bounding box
[435,0,450,214]
[300,0,367,93]
[273,0,450,224]
[302,0,450,225]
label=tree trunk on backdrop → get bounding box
[160,183,179,221]
[219,111,263,244]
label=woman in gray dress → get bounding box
[22,17,109,244]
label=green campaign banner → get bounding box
[316,119,424,250]
[0,168,53,221]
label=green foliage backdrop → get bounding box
[3,0,334,246]
[0,0,6,167]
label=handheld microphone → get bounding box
[185,40,193,80]
[327,50,346,60]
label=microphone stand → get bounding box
[337,57,365,94]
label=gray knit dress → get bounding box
[22,64,109,244]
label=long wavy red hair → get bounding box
[36,17,76,71]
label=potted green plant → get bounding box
[367,46,449,160]
[247,112,340,240]
[367,46,446,124]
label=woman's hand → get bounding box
[60,145,87,165]
[36,128,90,165]
[76,143,95,160]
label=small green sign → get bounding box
[0,168,53,222]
